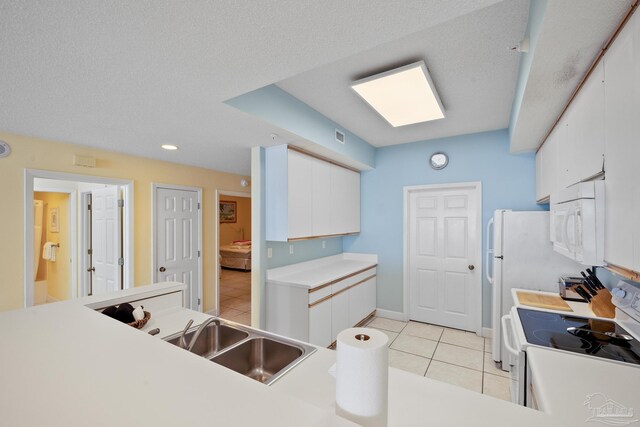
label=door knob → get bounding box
[468,265,475,271]
[159,266,166,272]
[87,267,95,272]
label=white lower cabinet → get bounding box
[309,298,332,346]
[266,266,377,347]
[330,290,350,343]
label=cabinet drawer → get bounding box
[308,284,332,305]
[307,266,377,300]
[331,266,377,294]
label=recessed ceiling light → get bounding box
[351,61,445,127]
[161,144,179,151]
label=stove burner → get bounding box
[532,329,595,352]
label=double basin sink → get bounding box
[164,318,316,385]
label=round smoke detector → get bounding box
[0,140,11,158]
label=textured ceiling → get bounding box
[0,0,503,174]
[510,0,632,152]
[277,0,530,147]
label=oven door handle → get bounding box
[501,314,520,358]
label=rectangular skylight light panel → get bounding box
[351,61,445,127]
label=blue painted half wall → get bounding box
[343,129,544,327]
[226,84,376,169]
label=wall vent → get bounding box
[73,155,96,168]
[0,140,11,158]
[335,129,346,144]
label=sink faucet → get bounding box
[179,319,194,349]
[186,317,221,352]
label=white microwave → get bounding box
[550,181,605,266]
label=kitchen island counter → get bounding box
[1,284,567,426]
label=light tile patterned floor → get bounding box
[365,317,511,401]
[219,268,251,326]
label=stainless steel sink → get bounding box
[163,317,316,385]
[211,337,303,385]
[165,323,248,357]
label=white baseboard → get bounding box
[482,327,492,338]
[375,308,406,322]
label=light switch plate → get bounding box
[289,244,294,255]
[267,248,272,258]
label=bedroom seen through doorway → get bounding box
[218,192,251,325]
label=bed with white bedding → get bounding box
[219,241,251,271]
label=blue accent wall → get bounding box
[226,84,376,168]
[343,129,544,327]
[266,237,343,269]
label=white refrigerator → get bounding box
[488,210,582,369]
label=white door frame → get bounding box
[214,190,251,316]
[32,184,77,301]
[79,191,92,298]
[24,169,134,307]
[151,183,203,311]
[403,181,483,335]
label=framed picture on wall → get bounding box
[219,201,237,223]
[49,207,60,233]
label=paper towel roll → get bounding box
[335,327,389,427]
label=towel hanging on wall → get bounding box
[42,242,58,262]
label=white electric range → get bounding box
[501,283,640,407]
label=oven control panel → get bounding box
[612,281,640,323]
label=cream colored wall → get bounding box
[0,132,250,313]
[219,196,251,246]
[34,192,71,301]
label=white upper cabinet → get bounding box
[287,150,313,239]
[537,60,605,202]
[266,146,361,241]
[311,156,333,237]
[330,164,361,235]
[536,121,561,202]
[603,10,640,272]
[569,60,605,183]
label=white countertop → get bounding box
[267,253,377,289]
[0,291,355,427]
[274,346,568,427]
[1,283,567,426]
[527,347,640,427]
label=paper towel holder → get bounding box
[355,334,370,341]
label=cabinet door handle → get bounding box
[87,267,95,272]
[159,266,166,272]
[468,265,475,271]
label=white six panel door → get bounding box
[91,187,121,295]
[156,187,200,310]
[408,185,480,331]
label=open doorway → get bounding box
[217,191,251,325]
[24,170,133,307]
[33,189,74,304]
